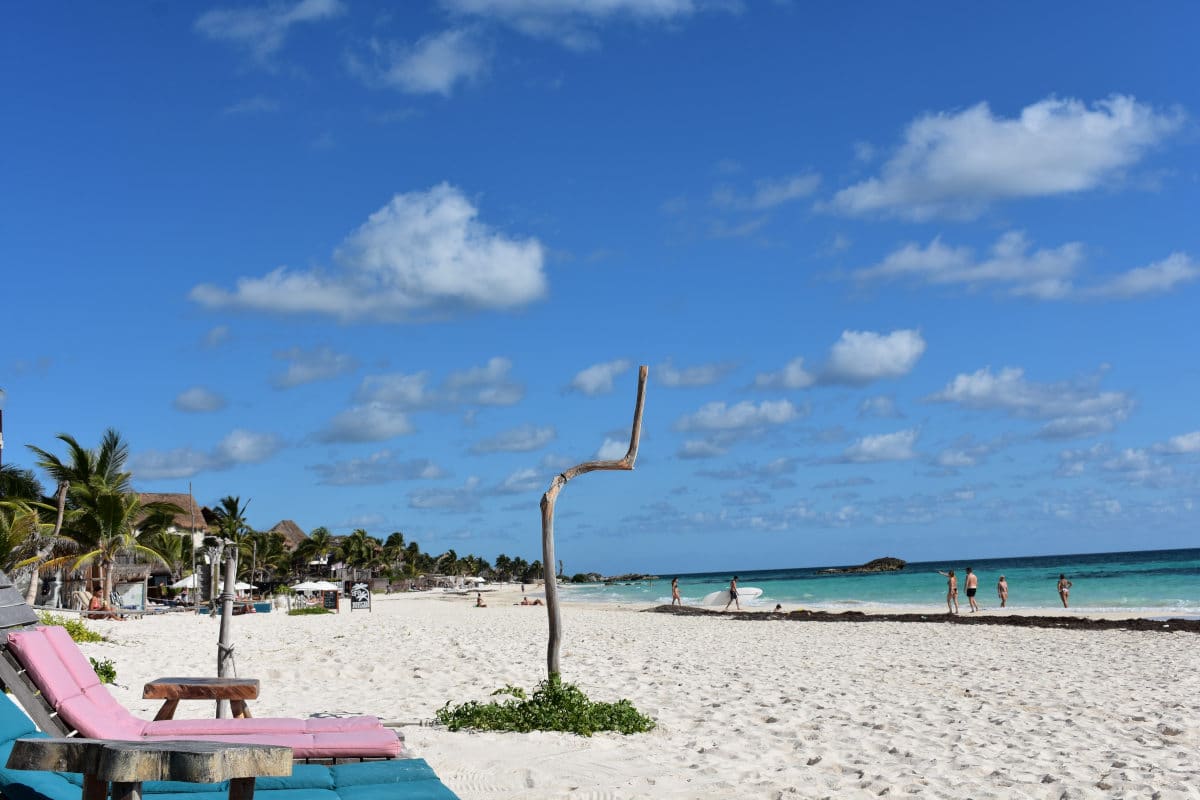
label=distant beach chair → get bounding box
[0,571,401,762]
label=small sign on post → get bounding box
[350,582,371,611]
[322,590,339,612]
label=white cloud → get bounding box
[569,359,632,395]
[840,428,919,463]
[757,330,925,391]
[858,395,901,419]
[444,357,524,405]
[677,439,729,460]
[440,0,712,50]
[318,404,413,443]
[409,476,482,512]
[195,0,345,62]
[495,467,544,494]
[712,173,821,210]
[191,184,547,322]
[1156,431,1200,454]
[854,232,1084,298]
[309,452,447,486]
[1085,253,1199,299]
[822,329,926,385]
[595,437,627,460]
[754,357,815,390]
[676,400,797,431]
[355,372,435,409]
[272,346,359,388]
[203,326,230,348]
[471,424,556,453]
[930,366,1133,439]
[353,29,489,96]
[173,387,227,413]
[223,96,281,115]
[656,360,735,388]
[829,95,1183,220]
[131,428,284,480]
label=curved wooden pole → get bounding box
[541,365,647,677]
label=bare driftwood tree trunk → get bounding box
[541,365,647,677]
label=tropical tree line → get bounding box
[0,429,549,600]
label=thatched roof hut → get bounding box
[136,493,208,535]
[269,520,307,551]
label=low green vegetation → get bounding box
[36,612,103,643]
[89,657,117,684]
[287,606,332,616]
[435,674,655,736]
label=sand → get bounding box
[74,589,1199,799]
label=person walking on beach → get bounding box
[937,570,959,614]
[670,577,682,607]
[1057,574,1072,608]
[723,576,740,612]
[997,575,1008,608]
[964,567,980,612]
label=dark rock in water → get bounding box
[818,556,906,574]
[602,573,660,583]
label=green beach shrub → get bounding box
[37,612,104,643]
[287,606,332,616]
[89,657,117,684]
[435,674,655,736]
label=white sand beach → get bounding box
[73,590,1198,799]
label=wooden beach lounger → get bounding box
[0,572,400,762]
[0,691,461,800]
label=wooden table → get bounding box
[6,737,292,800]
[143,677,260,720]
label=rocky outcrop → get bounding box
[818,557,906,574]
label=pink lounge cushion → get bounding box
[144,728,403,760]
[145,716,384,736]
[5,629,85,707]
[39,626,106,691]
[57,693,147,739]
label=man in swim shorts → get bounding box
[965,567,980,612]
[723,576,740,612]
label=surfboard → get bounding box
[698,586,763,606]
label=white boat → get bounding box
[698,586,763,606]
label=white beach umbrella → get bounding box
[308,580,340,591]
[170,575,200,589]
[291,581,322,591]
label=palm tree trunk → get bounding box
[23,482,69,604]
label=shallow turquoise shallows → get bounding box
[563,547,1200,616]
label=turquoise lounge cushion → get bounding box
[330,759,439,786]
[338,781,460,800]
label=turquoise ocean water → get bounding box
[561,547,1200,616]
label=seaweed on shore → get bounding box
[645,605,1200,633]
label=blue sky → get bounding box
[2,1,1198,574]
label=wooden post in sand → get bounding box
[540,365,647,677]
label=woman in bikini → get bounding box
[670,577,681,607]
[1057,574,1072,608]
[997,575,1008,608]
[937,570,959,614]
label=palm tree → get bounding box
[250,531,291,583]
[341,529,380,579]
[140,528,190,582]
[42,489,171,602]
[211,495,255,579]
[24,429,133,602]
[0,500,53,573]
[295,526,338,577]
[0,464,44,501]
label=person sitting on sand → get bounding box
[670,577,681,607]
[965,567,980,612]
[723,576,740,612]
[519,596,531,605]
[774,604,783,612]
[475,592,486,608]
[937,570,959,615]
[1057,574,1072,608]
[997,575,1008,608]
